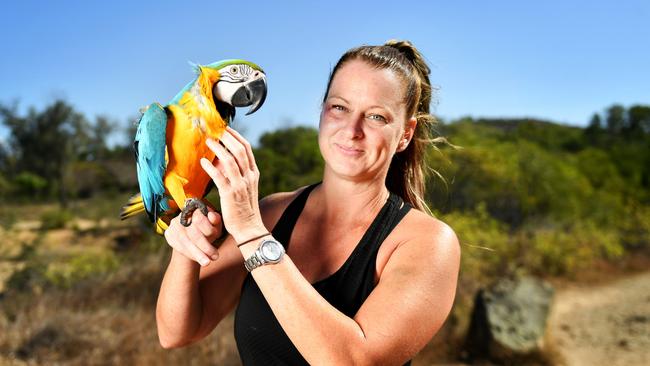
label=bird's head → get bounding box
[204,59,267,119]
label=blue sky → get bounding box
[1,0,648,146]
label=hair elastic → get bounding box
[237,232,271,247]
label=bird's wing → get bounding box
[135,103,170,222]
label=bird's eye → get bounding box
[230,66,238,74]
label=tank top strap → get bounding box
[271,182,320,248]
[365,192,412,249]
[334,192,412,280]
[314,192,412,318]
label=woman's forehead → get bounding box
[328,60,406,110]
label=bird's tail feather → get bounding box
[156,218,169,235]
[120,193,145,220]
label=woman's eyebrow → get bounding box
[326,95,349,104]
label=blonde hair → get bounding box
[323,40,449,214]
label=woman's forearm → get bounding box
[155,249,203,348]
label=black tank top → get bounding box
[234,183,412,365]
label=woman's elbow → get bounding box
[158,331,193,349]
[156,317,196,349]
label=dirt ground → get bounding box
[547,271,650,366]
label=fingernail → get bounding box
[199,257,209,266]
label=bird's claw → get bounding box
[180,198,209,226]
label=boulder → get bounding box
[464,276,555,362]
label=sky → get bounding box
[1,0,648,146]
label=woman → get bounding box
[156,40,460,365]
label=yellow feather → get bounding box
[156,218,169,235]
[120,193,145,220]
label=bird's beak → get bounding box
[230,73,267,115]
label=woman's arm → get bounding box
[155,208,248,348]
[202,127,461,365]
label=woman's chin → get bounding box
[326,161,369,181]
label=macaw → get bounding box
[120,59,267,234]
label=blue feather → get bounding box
[135,103,170,222]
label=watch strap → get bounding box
[244,253,263,272]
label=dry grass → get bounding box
[0,247,242,365]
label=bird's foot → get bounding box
[180,198,209,226]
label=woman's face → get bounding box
[319,59,416,182]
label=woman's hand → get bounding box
[163,207,223,266]
[200,127,267,244]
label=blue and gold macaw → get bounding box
[120,60,267,233]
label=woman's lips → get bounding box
[334,143,363,156]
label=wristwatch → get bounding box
[244,238,285,272]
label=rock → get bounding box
[464,276,555,363]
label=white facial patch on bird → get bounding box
[213,64,256,104]
[219,64,255,83]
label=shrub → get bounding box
[525,221,622,276]
[44,252,120,289]
[13,171,48,197]
[40,209,74,230]
[441,202,513,279]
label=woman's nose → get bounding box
[343,113,364,139]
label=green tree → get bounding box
[0,100,89,206]
[584,113,603,144]
[87,115,116,161]
[628,105,650,136]
[606,104,626,135]
[255,126,324,198]
[0,141,11,175]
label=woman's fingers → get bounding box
[164,216,218,265]
[165,224,210,266]
[201,157,229,188]
[187,224,220,261]
[207,211,221,226]
[206,138,243,180]
[219,129,252,173]
[191,209,222,242]
[226,127,258,171]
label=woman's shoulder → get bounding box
[258,186,312,231]
[375,207,460,287]
[396,207,460,256]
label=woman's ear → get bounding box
[397,116,417,152]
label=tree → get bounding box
[606,104,626,135]
[0,100,89,206]
[0,141,10,174]
[254,126,324,198]
[588,113,602,129]
[86,115,116,161]
[584,113,603,144]
[628,105,650,136]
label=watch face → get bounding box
[260,240,283,261]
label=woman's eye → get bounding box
[332,104,346,112]
[368,114,387,123]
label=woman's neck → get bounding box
[314,169,390,225]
